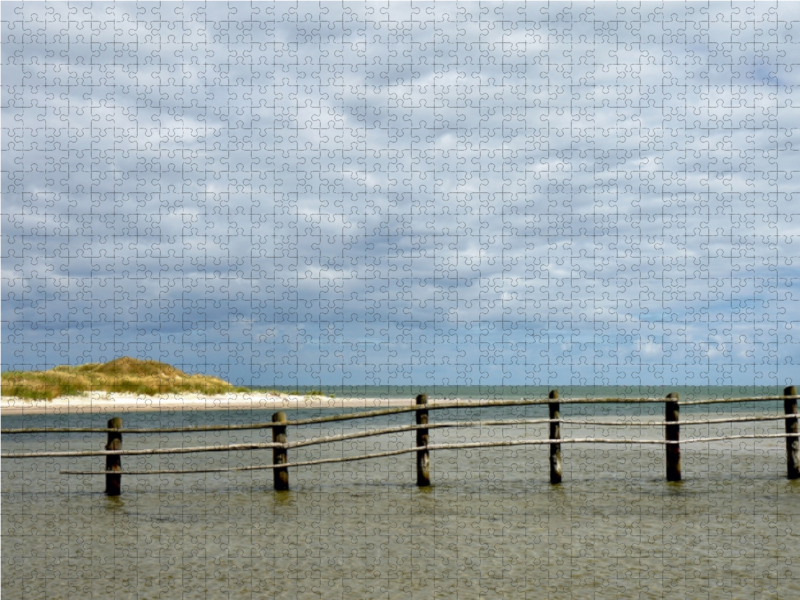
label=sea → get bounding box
[2,386,799,599]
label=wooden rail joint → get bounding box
[665,393,681,482]
[784,386,799,479]
[416,394,430,487]
[549,390,562,484]
[105,417,123,496]
[272,411,289,491]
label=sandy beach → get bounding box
[0,391,417,415]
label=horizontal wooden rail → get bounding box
[13,430,795,461]
[6,414,795,459]
[3,399,654,435]
[559,415,792,427]
[679,396,799,406]
[0,418,588,458]
[4,442,282,459]
[59,432,800,476]
[4,395,797,435]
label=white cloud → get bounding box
[2,2,799,385]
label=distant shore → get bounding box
[0,391,417,415]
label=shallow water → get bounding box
[2,401,799,599]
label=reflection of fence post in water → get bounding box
[105,417,122,496]
[549,390,561,484]
[272,411,289,491]
[416,394,430,486]
[665,393,680,482]
[784,386,799,479]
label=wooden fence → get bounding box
[2,388,799,496]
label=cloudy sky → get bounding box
[3,2,800,389]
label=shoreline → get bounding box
[0,391,418,416]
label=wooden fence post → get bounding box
[416,394,430,486]
[784,386,799,479]
[272,411,289,491]
[665,393,681,482]
[549,390,562,484]
[105,417,122,496]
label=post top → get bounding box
[416,394,428,405]
[272,411,287,422]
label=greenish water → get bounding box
[2,394,799,598]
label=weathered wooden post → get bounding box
[784,386,799,479]
[105,417,122,496]
[549,390,562,484]
[272,411,289,491]
[416,394,430,486]
[665,393,681,481]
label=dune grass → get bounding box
[1,357,250,401]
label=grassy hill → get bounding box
[1,357,248,400]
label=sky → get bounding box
[3,1,800,389]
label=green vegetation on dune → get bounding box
[1,357,250,401]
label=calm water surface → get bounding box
[2,389,799,598]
